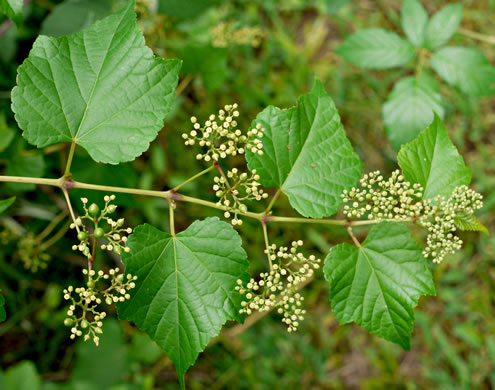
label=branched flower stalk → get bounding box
[70,195,132,258]
[63,268,137,345]
[236,240,321,332]
[341,170,484,263]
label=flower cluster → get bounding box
[182,104,265,162]
[63,268,137,346]
[17,232,51,272]
[342,171,484,263]
[214,168,268,225]
[211,21,264,48]
[70,195,132,258]
[342,170,425,221]
[419,185,483,263]
[235,241,321,332]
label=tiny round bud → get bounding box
[94,227,105,238]
[88,203,100,216]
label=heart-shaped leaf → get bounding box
[246,80,363,218]
[117,217,249,386]
[324,221,435,349]
[12,0,181,164]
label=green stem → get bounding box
[64,141,77,177]
[169,200,176,236]
[458,27,495,45]
[415,48,427,80]
[346,226,361,248]
[261,222,272,270]
[0,174,414,227]
[172,165,215,192]
[62,189,80,233]
[72,180,169,198]
[36,210,68,242]
[264,188,281,214]
[39,222,70,251]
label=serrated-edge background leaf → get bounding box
[335,28,416,69]
[383,74,445,151]
[431,46,495,97]
[424,3,463,50]
[401,0,428,47]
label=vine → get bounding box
[0,0,488,388]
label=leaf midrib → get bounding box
[73,11,125,141]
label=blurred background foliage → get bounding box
[0,0,494,388]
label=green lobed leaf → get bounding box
[400,0,428,47]
[117,217,249,386]
[335,28,416,69]
[0,293,6,322]
[40,0,114,38]
[454,213,488,235]
[0,0,23,25]
[424,3,463,50]
[383,74,445,151]
[11,0,181,164]
[324,221,436,350]
[246,80,363,218]
[398,114,471,200]
[0,196,15,214]
[431,47,495,96]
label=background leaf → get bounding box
[117,218,249,384]
[0,196,15,214]
[335,28,416,69]
[158,0,218,19]
[0,292,6,322]
[11,1,181,164]
[431,47,495,96]
[71,320,129,390]
[3,361,41,390]
[5,152,45,192]
[400,0,428,47]
[398,115,471,199]
[324,221,436,350]
[246,80,362,218]
[383,74,445,151]
[0,0,23,25]
[40,0,115,38]
[424,3,463,50]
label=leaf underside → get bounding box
[12,0,181,164]
[398,114,471,200]
[246,80,363,218]
[117,217,249,385]
[324,221,436,350]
